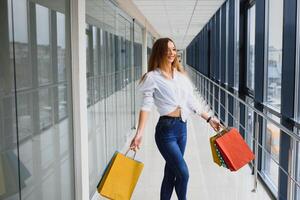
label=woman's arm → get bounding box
[130,110,149,151]
[199,112,221,131]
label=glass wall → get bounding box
[86,0,138,197]
[265,0,283,111]
[0,0,74,200]
[186,0,300,198]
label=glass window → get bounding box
[58,85,68,120]
[246,4,255,91]
[234,0,240,89]
[57,12,66,82]
[93,27,99,76]
[17,93,34,139]
[13,0,32,90]
[265,0,283,111]
[262,112,280,194]
[36,4,52,86]
[39,88,52,129]
[92,27,100,102]
[86,28,94,107]
[245,98,254,150]
[23,3,73,200]
[225,1,229,84]
[0,0,75,199]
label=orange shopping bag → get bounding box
[215,127,255,171]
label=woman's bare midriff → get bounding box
[165,106,181,117]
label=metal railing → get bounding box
[186,66,300,200]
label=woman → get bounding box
[130,38,221,200]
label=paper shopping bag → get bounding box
[97,150,144,200]
[210,129,228,168]
[215,128,255,171]
[210,134,221,166]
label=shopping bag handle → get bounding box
[125,148,137,160]
[216,123,230,136]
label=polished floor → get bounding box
[95,95,272,200]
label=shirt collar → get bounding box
[156,67,177,80]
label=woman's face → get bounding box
[166,41,176,64]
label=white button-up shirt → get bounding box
[138,68,203,122]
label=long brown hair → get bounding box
[140,38,184,82]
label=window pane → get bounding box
[246,4,255,91]
[266,0,283,111]
[13,2,75,200]
[245,98,254,151]
[86,29,93,107]
[39,88,52,129]
[58,85,68,120]
[263,113,280,193]
[93,27,99,76]
[57,12,66,82]
[225,1,229,84]
[14,0,32,90]
[36,4,52,86]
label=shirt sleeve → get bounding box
[138,74,156,112]
[186,77,203,115]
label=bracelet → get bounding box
[206,116,212,123]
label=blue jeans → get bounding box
[155,116,189,200]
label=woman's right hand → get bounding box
[130,132,143,151]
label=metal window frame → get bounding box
[294,0,300,198]
[279,0,298,199]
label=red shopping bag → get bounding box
[215,128,255,171]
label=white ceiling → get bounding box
[132,0,225,49]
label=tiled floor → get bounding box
[95,98,272,200]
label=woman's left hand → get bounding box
[209,117,221,132]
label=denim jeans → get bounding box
[155,116,189,200]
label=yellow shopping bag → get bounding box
[97,149,144,200]
[209,129,228,168]
[210,134,222,166]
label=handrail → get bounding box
[186,66,300,199]
[187,66,300,142]
[204,91,300,188]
